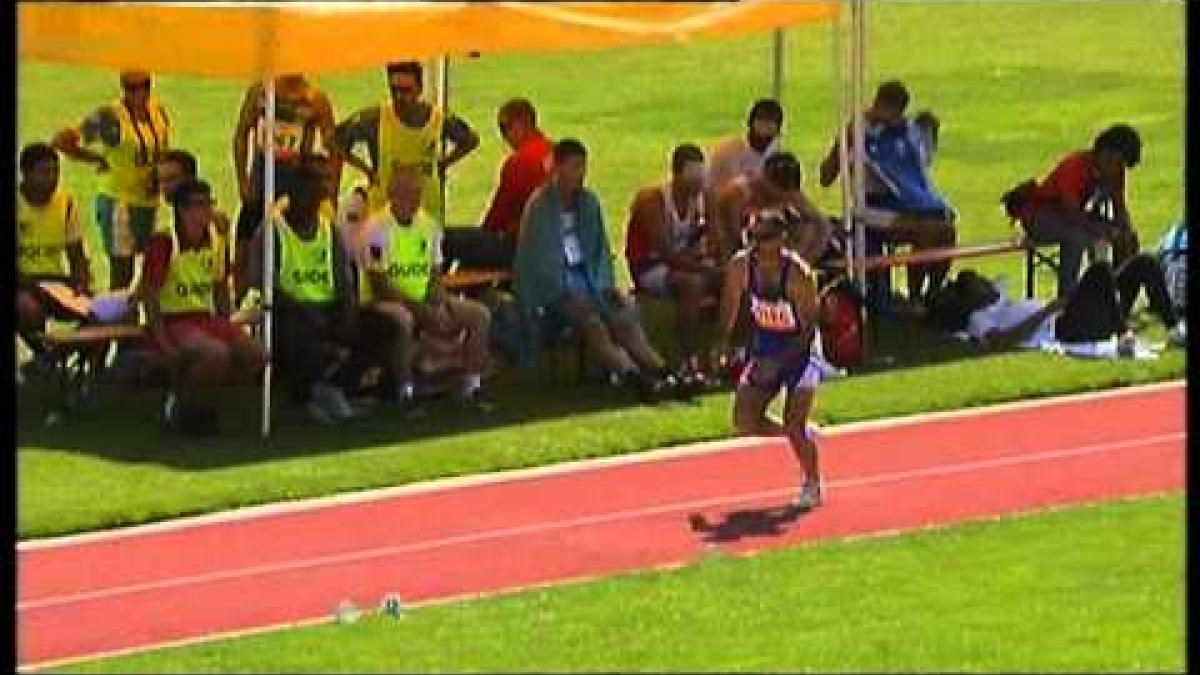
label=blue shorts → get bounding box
[96,194,157,257]
[739,352,820,393]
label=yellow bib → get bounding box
[371,102,444,219]
[17,190,75,279]
[158,225,224,315]
[103,97,171,207]
[276,215,336,305]
[359,210,436,305]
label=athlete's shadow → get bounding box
[687,503,811,544]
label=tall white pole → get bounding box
[771,28,785,102]
[851,0,868,295]
[260,76,276,438]
[834,1,852,274]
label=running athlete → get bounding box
[718,209,824,510]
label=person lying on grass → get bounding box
[925,256,1186,353]
[138,178,265,437]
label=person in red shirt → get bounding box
[443,98,553,271]
[1018,124,1143,298]
[139,178,265,436]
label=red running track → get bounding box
[17,382,1186,669]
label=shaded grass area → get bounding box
[17,309,1185,539]
[16,1,1186,539]
[54,494,1185,673]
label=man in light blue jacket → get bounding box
[513,138,675,402]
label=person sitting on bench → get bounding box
[1010,124,1144,299]
[16,142,95,379]
[625,143,722,377]
[139,178,265,437]
[714,151,833,267]
[925,255,1186,352]
[514,138,679,402]
[358,163,496,415]
[243,160,370,426]
[819,80,957,310]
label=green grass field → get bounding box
[16,1,1186,540]
[51,494,1185,673]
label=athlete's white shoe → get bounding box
[796,480,823,511]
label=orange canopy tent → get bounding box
[19,0,869,436]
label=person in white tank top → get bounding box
[625,144,722,380]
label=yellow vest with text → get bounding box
[158,226,225,315]
[359,210,435,305]
[17,189,75,279]
[276,215,336,305]
[102,98,171,207]
[370,102,444,218]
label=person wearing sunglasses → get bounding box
[718,209,825,511]
[231,73,339,303]
[334,61,480,221]
[52,69,172,292]
[138,179,265,437]
[1009,124,1145,299]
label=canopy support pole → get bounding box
[850,0,868,296]
[260,76,276,438]
[771,28,785,101]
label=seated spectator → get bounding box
[926,255,1185,351]
[625,143,721,375]
[16,142,94,376]
[243,160,372,425]
[707,99,785,192]
[232,74,339,304]
[714,151,833,265]
[138,178,265,437]
[155,149,236,308]
[443,97,553,271]
[358,163,495,414]
[1009,124,1144,299]
[819,80,957,309]
[513,138,678,402]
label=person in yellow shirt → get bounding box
[53,69,171,292]
[16,143,93,370]
[358,163,494,414]
[335,61,479,220]
[138,178,264,437]
[231,73,339,303]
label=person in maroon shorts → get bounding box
[138,178,264,436]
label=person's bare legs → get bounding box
[782,384,820,491]
[609,304,667,374]
[371,301,417,402]
[561,295,639,374]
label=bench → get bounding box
[823,239,1059,299]
[37,324,149,424]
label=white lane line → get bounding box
[21,486,1184,675]
[19,431,1183,613]
[18,379,1184,552]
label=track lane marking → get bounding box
[19,430,1183,612]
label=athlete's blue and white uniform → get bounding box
[739,249,822,392]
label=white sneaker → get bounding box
[1168,322,1187,348]
[305,398,337,426]
[796,480,823,511]
[315,383,359,421]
